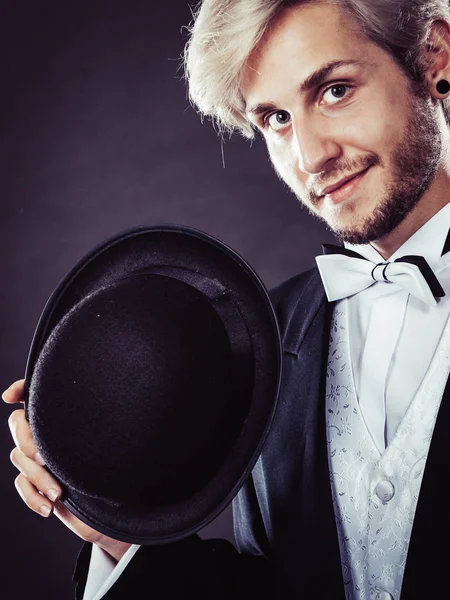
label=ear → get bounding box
[424,20,450,99]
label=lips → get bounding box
[320,167,371,197]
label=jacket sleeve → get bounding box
[232,274,305,560]
[73,542,92,600]
[232,471,272,558]
[73,535,276,599]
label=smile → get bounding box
[321,167,372,204]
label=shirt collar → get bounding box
[344,202,450,268]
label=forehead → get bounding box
[241,2,372,103]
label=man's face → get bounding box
[241,1,442,244]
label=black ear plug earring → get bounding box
[437,79,450,95]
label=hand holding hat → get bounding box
[3,380,131,561]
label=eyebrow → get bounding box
[246,59,372,118]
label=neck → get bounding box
[370,166,450,260]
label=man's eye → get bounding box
[321,84,352,105]
[266,110,291,131]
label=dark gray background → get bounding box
[1,1,333,597]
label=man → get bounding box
[4,0,450,598]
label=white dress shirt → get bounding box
[83,543,140,600]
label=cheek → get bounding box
[345,92,409,158]
[266,138,301,186]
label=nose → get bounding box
[292,115,341,175]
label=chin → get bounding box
[331,215,395,246]
[332,227,378,245]
[323,197,387,244]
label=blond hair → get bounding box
[184,0,450,138]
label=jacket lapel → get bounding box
[280,269,330,356]
[400,371,450,598]
[263,269,344,597]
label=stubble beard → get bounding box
[293,90,443,245]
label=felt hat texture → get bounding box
[24,225,282,544]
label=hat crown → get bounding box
[29,273,248,508]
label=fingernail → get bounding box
[47,489,59,502]
[40,504,51,517]
[34,452,45,466]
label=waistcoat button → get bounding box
[375,480,395,503]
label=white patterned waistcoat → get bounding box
[326,301,450,600]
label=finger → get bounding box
[2,379,25,404]
[14,473,54,518]
[8,409,44,464]
[10,447,62,502]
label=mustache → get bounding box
[309,153,380,201]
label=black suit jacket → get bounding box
[74,268,450,599]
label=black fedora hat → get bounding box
[24,225,281,545]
